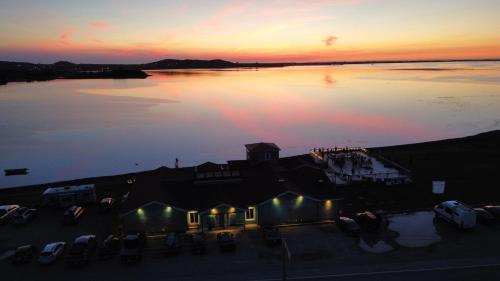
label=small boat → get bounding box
[4,168,29,176]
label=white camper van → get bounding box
[41,184,96,207]
[434,200,476,229]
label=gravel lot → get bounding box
[2,210,500,281]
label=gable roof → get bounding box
[245,142,281,153]
[195,162,228,172]
[120,201,187,217]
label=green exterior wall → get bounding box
[121,202,188,234]
[257,192,339,226]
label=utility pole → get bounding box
[282,238,290,281]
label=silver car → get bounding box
[38,242,66,265]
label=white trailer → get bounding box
[41,184,96,207]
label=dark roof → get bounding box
[245,142,280,153]
[195,162,228,172]
[120,155,338,214]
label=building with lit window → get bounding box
[119,148,341,234]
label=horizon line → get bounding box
[2,57,500,66]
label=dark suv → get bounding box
[120,233,146,264]
[262,226,282,246]
[67,235,97,266]
[163,232,181,256]
[217,232,236,252]
[12,245,37,265]
[99,235,121,260]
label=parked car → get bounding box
[483,206,500,218]
[99,198,116,213]
[67,235,97,266]
[337,217,361,236]
[353,211,381,232]
[12,245,37,265]
[163,232,181,255]
[217,232,236,252]
[99,235,121,260]
[63,205,85,225]
[434,200,476,229]
[38,242,66,265]
[189,233,207,255]
[0,205,20,225]
[120,233,146,264]
[11,207,37,225]
[474,208,496,225]
[262,226,281,246]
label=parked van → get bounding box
[42,185,96,208]
[434,200,476,229]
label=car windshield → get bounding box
[40,251,51,256]
[347,221,359,228]
[73,242,87,248]
[124,238,139,248]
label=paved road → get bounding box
[251,263,500,281]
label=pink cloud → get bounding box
[205,1,250,26]
[89,21,111,29]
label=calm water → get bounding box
[1,62,500,187]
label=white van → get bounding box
[434,200,476,229]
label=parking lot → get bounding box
[2,206,500,281]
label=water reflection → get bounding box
[388,211,441,248]
[1,62,500,187]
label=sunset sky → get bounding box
[1,0,499,63]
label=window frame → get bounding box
[245,207,256,221]
[188,211,199,224]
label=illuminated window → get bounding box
[246,207,255,220]
[188,211,199,224]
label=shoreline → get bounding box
[1,130,499,210]
[1,130,498,191]
[1,58,498,86]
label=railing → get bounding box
[310,147,368,162]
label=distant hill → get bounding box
[141,59,237,69]
[0,60,149,85]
